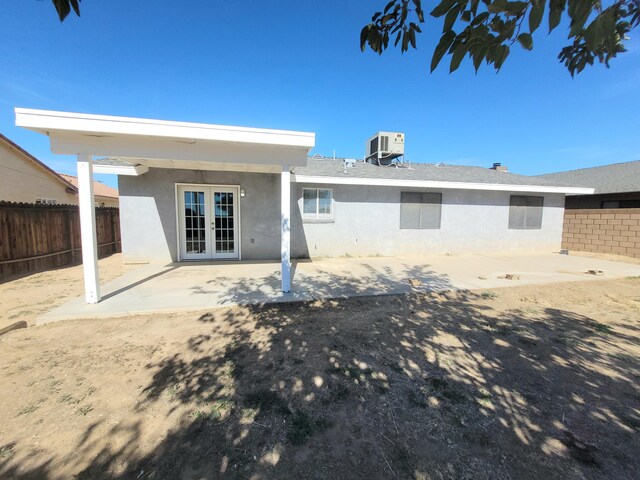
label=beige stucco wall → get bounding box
[95,195,119,208]
[0,141,78,205]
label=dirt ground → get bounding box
[0,260,639,479]
[0,255,133,330]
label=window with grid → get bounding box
[509,195,543,229]
[302,188,333,219]
[400,192,442,229]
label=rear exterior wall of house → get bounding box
[118,167,566,263]
[292,184,565,258]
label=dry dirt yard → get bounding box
[0,261,639,479]
[0,254,134,330]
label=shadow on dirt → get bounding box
[2,274,639,479]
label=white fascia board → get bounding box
[93,164,148,176]
[15,108,315,149]
[291,175,595,195]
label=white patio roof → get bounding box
[15,107,304,303]
[15,108,315,173]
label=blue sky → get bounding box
[1,1,639,190]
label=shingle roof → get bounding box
[59,174,119,199]
[92,156,589,192]
[293,158,578,188]
[536,160,640,194]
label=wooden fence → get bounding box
[0,202,120,280]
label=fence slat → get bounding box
[0,202,120,280]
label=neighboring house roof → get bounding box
[0,133,78,193]
[536,160,640,195]
[58,174,119,199]
[291,158,592,194]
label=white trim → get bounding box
[93,164,148,176]
[292,174,594,195]
[175,183,181,262]
[302,187,334,220]
[15,108,315,149]
[176,183,241,261]
[281,167,291,293]
[77,154,101,304]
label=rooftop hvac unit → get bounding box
[366,132,405,165]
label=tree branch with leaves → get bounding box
[51,0,639,75]
[360,0,640,75]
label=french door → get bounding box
[178,185,239,260]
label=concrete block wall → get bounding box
[562,208,640,258]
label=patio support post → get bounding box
[77,154,101,303]
[281,165,291,293]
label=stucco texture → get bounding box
[118,168,281,263]
[118,167,565,263]
[292,185,565,258]
[0,140,77,205]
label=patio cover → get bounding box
[16,108,316,303]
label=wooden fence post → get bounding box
[111,209,118,254]
[67,207,76,264]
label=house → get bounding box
[537,160,640,258]
[0,132,78,204]
[58,174,119,208]
[0,133,119,207]
[14,108,592,304]
[537,160,640,209]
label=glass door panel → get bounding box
[184,191,207,254]
[181,189,210,259]
[212,190,237,258]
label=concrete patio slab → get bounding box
[38,253,640,324]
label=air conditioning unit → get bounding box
[366,132,405,165]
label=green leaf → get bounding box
[384,0,396,14]
[409,28,417,48]
[568,0,593,36]
[444,5,461,32]
[549,0,566,32]
[394,30,402,47]
[528,0,545,33]
[431,30,457,72]
[431,0,457,18]
[471,43,489,71]
[504,1,528,16]
[487,0,508,14]
[495,44,511,69]
[517,32,534,50]
[360,26,368,51]
[472,12,490,25]
[450,42,469,71]
[69,0,81,16]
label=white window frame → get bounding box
[508,195,544,230]
[399,192,442,230]
[302,188,333,220]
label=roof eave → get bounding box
[15,107,316,149]
[291,174,595,195]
